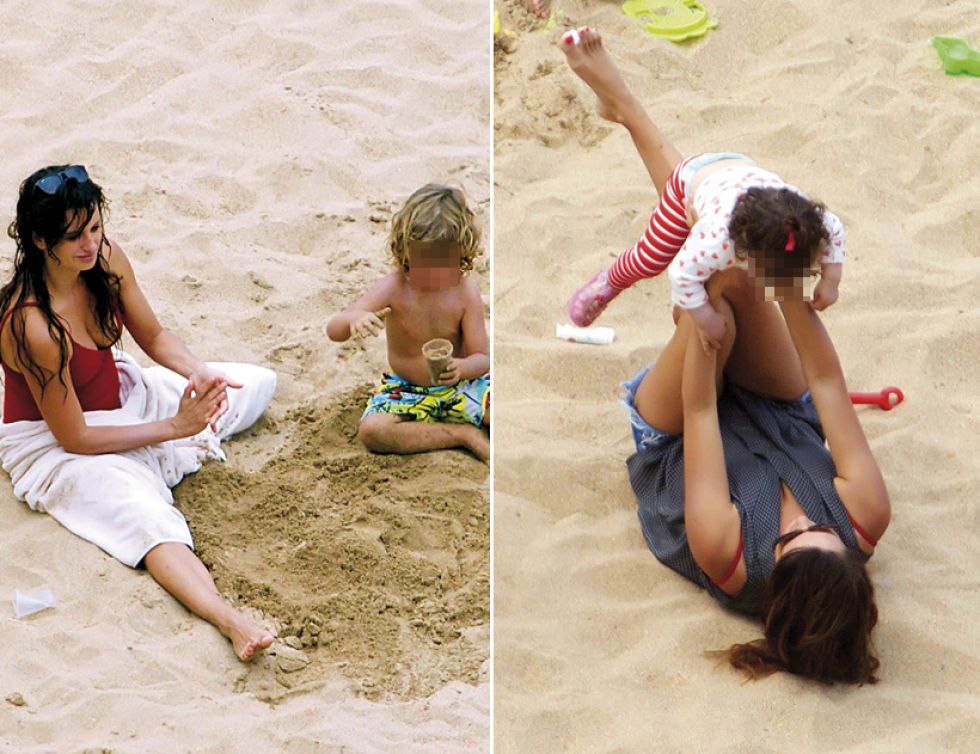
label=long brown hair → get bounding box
[1,165,121,393]
[716,548,879,684]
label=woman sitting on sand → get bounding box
[561,31,890,683]
[0,165,275,661]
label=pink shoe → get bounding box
[567,268,623,327]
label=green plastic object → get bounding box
[622,0,718,43]
[932,36,980,76]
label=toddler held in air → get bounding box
[569,153,846,354]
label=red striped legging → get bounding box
[606,156,695,290]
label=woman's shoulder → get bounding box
[102,238,132,275]
[0,301,64,370]
[1,298,42,331]
[833,478,888,556]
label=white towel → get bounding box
[0,352,276,567]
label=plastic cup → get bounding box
[13,588,55,618]
[422,338,454,384]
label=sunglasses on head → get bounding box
[773,524,839,552]
[34,165,90,196]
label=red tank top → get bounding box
[1,303,122,423]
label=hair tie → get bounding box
[784,226,796,252]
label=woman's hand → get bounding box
[172,376,226,438]
[188,366,242,431]
[696,310,727,355]
[688,302,727,355]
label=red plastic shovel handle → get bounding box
[849,387,904,411]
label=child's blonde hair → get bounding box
[386,184,481,273]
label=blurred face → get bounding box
[37,207,104,273]
[774,513,847,561]
[746,254,808,302]
[408,240,461,290]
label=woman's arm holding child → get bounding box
[667,228,730,355]
[779,301,890,549]
[680,322,743,588]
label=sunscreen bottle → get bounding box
[556,323,615,345]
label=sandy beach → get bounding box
[494,0,980,751]
[0,1,490,752]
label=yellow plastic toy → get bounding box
[622,0,718,43]
[494,10,517,38]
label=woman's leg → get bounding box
[633,269,807,434]
[632,287,736,436]
[560,28,682,193]
[561,29,691,326]
[716,272,807,401]
[144,542,274,661]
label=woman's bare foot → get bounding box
[559,27,640,125]
[526,0,551,19]
[222,610,275,661]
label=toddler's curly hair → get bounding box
[386,184,482,273]
[728,187,829,281]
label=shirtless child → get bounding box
[327,184,490,462]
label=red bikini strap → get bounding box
[2,303,122,341]
[847,511,878,547]
[711,530,743,587]
[0,302,41,331]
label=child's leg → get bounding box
[358,414,490,463]
[568,161,693,325]
[607,163,691,287]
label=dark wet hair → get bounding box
[715,548,879,685]
[728,187,830,283]
[1,165,121,393]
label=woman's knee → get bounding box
[706,266,752,302]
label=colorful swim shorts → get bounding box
[362,372,490,426]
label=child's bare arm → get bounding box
[439,281,489,384]
[812,209,845,312]
[811,262,842,311]
[326,275,396,342]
